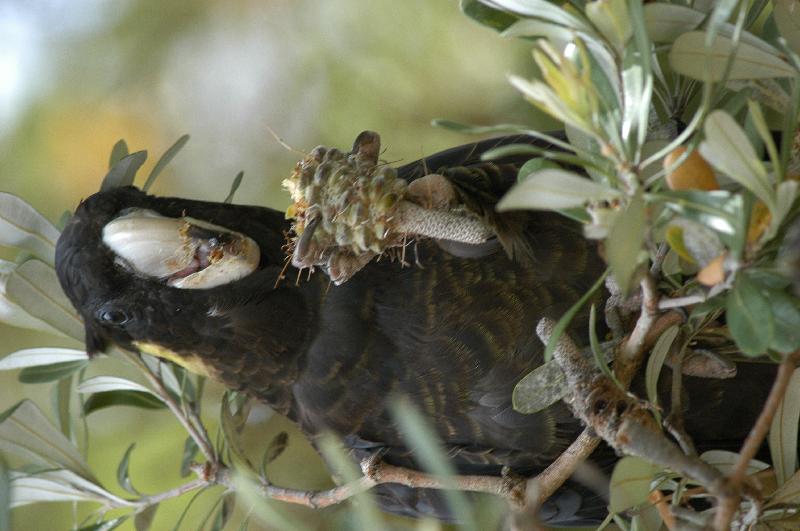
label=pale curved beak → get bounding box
[102,209,260,289]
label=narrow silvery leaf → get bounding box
[77,377,160,398]
[770,368,800,485]
[0,261,61,334]
[0,193,60,265]
[100,151,147,192]
[5,260,83,341]
[645,325,679,412]
[501,19,573,49]
[497,168,620,211]
[768,469,800,507]
[512,360,567,414]
[10,469,127,508]
[670,32,796,81]
[0,400,95,481]
[142,134,190,192]
[705,0,738,47]
[508,75,594,135]
[585,0,631,52]
[700,111,775,211]
[482,0,590,32]
[774,1,800,56]
[460,0,518,33]
[606,194,646,295]
[108,139,129,169]
[0,348,88,371]
[700,450,770,475]
[767,180,800,241]
[644,4,703,43]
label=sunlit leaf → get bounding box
[82,391,166,415]
[586,0,630,53]
[700,450,770,475]
[100,151,147,192]
[670,32,795,81]
[497,168,620,211]
[609,456,659,513]
[726,272,774,356]
[0,263,59,334]
[0,348,88,371]
[644,4,704,43]
[501,18,573,49]
[667,219,725,267]
[5,259,83,340]
[0,400,94,480]
[10,469,125,508]
[770,368,800,485]
[142,134,190,192]
[606,194,646,295]
[77,377,160,397]
[705,0,738,47]
[0,193,60,265]
[479,0,590,32]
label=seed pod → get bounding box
[664,146,719,191]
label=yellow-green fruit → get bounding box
[664,146,719,191]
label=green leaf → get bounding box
[100,151,147,192]
[224,171,244,204]
[726,272,774,356]
[209,495,234,531]
[0,193,60,265]
[769,291,800,354]
[108,140,129,169]
[390,397,477,531]
[116,443,141,496]
[5,259,83,340]
[512,358,567,414]
[219,392,253,470]
[318,434,383,531]
[0,400,94,480]
[0,261,59,334]
[589,304,619,387]
[774,0,800,56]
[78,516,129,531]
[606,194,646,295]
[700,450,770,475]
[644,4,704,43]
[77,376,160,397]
[19,361,88,384]
[700,110,775,212]
[179,436,198,478]
[609,456,659,513]
[586,0,631,53]
[645,325,680,414]
[768,468,800,507]
[459,0,517,32]
[0,348,88,371]
[134,503,158,531]
[769,368,800,485]
[10,469,126,508]
[431,120,575,152]
[82,391,167,415]
[261,432,289,474]
[517,158,560,181]
[542,267,609,363]
[670,31,796,81]
[497,168,620,211]
[53,375,73,438]
[482,0,591,32]
[142,134,190,192]
[501,18,573,48]
[0,455,8,531]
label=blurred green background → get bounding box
[0,1,553,529]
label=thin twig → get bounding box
[713,350,800,530]
[527,429,600,506]
[120,350,217,463]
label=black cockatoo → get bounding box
[55,135,774,526]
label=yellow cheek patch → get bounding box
[133,341,215,379]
